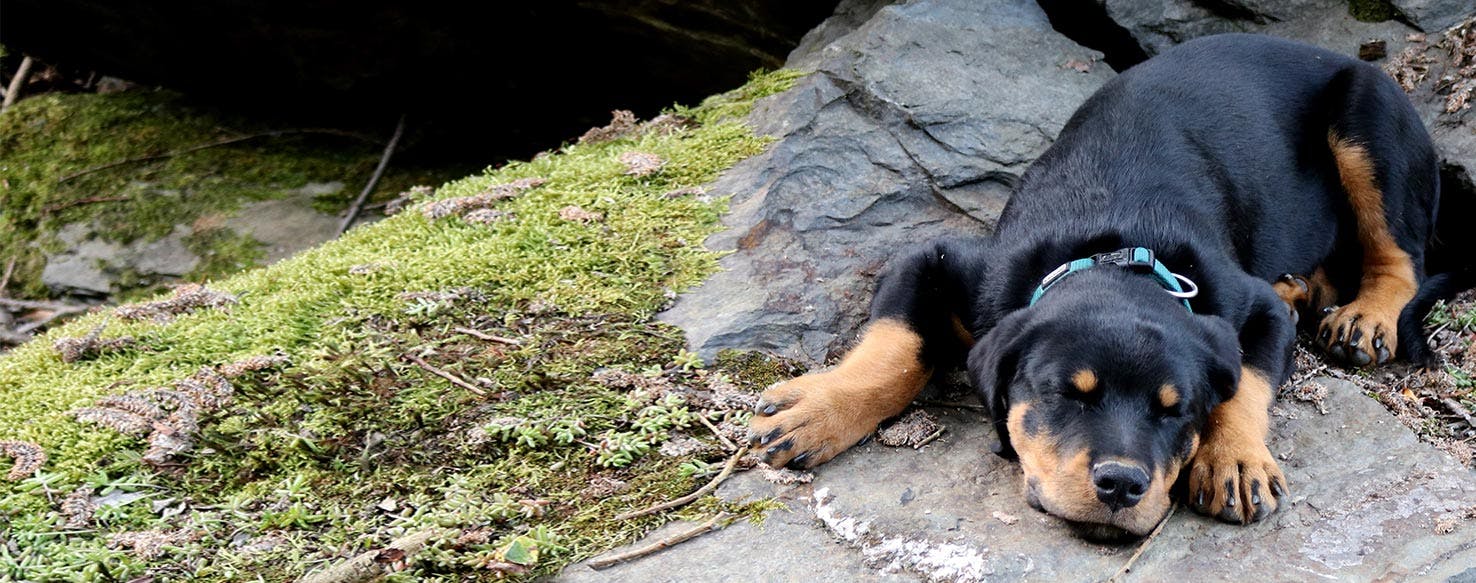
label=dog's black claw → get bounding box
[1270,480,1286,499]
[1350,328,1363,344]
[1319,328,1332,341]
[766,439,793,456]
[1217,504,1241,523]
[1196,490,1206,508]
[857,434,873,446]
[759,428,782,446]
[757,403,777,416]
[1373,337,1384,349]
[1376,345,1391,364]
[1323,306,1337,315]
[786,452,811,469]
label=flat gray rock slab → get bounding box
[658,0,1112,365]
[559,378,1476,582]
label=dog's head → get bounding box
[972,269,1240,540]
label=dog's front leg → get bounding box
[1187,366,1288,524]
[747,238,990,469]
[1188,282,1297,524]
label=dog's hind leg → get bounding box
[1315,67,1440,366]
[1272,268,1336,327]
[747,238,990,469]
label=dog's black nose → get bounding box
[1092,461,1150,510]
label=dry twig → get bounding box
[405,353,486,397]
[58,128,377,183]
[338,114,407,235]
[696,412,738,451]
[1107,506,1175,583]
[0,257,16,296]
[41,195,131,216]
[2,56,34,113]
[588,512,732,570]
[616,446,749,520]
[453,327,522,345]
[300,528,447,583]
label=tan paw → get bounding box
[1272,274,1310,325]
[1187,436,1287,524]
[745,372,891,469]
[1318,301,1397,367]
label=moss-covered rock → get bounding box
[0,70,801,582]
[0,89,451,300]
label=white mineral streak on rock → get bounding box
[813,487,992,582]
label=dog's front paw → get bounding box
[746,373,884,470]
[1187,435,1288,524]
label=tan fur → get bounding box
[1008,403,1179,535]
[749,319,930,467]
[1188,367,1287,523]
[1320,134,1418,360]
[1272,267,1336,314]
[1071,369,1099,394]
[951,314,976,349]
[1158,384,1180,409]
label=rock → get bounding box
[1100,0,1419,59]
[1390,0,1472,32]
[41,183,345,296]
[223,182,346,264]
[660,0,1113,364]
[0,1,837,162]
[1393,18,1476,278]
[565,379,1476,581]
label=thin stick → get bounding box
[15,305,88,334]
[453,326,522,346]
[1441,398,1476,429]
[696,412,737,451]
[301,528,445,583]
[0,257,16,297]
[588,512,732,570]
[1107,506,1175,583]
[0,297,89,312]
[42,195,131,216]
[337,114,407,235]
[913,428,946,449]
[404,353,486,397]
[913,399,988,411]
[2,56,34,113]
[616,446,749,521]
[58,129,376,183]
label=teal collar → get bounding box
[1028,247,1197,312]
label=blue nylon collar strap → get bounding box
[1028,247,1198,312]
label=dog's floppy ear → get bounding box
[969,310,1032,459]
[1192,313,1242,405]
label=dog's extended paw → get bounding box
[1318,301,1397,367]
[1187,435,1287,524]
[746,373,884,470]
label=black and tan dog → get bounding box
[747,34,1476,538]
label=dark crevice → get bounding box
[1034,0,1150,72]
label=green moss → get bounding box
[1348,0,1399,22]
[0,90,451,298]
[0,69,805,581]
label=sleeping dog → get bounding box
[746,33,1475,538]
